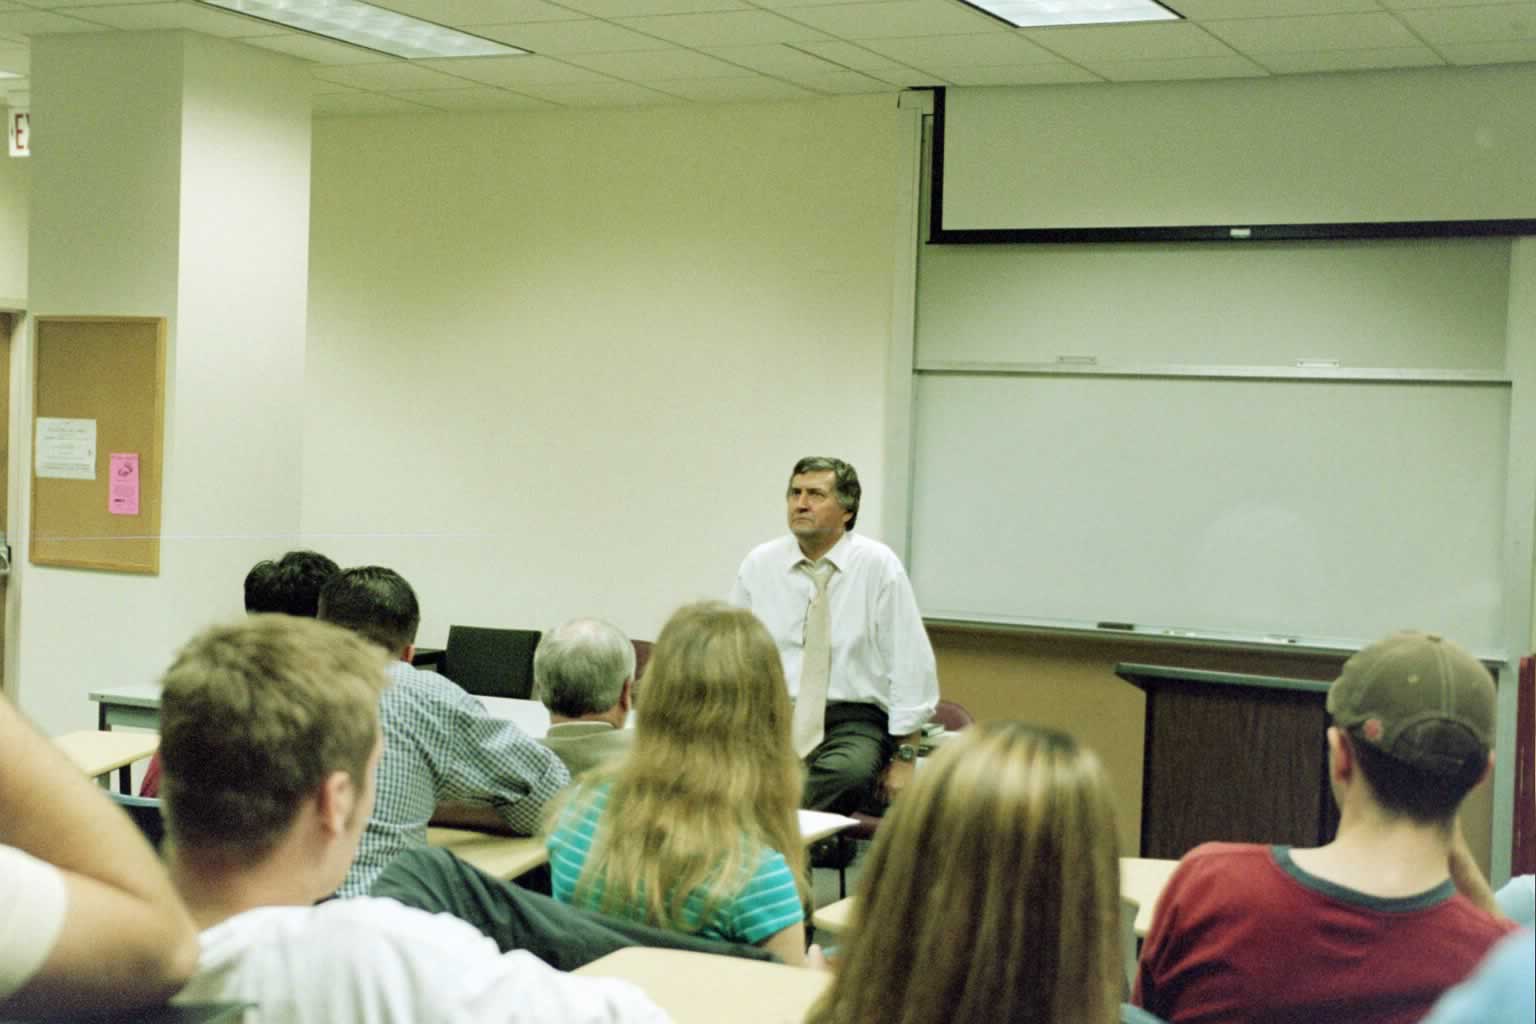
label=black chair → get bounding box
[440,626,541,700]
[109,792,165,851]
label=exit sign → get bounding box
[9,110,27,158]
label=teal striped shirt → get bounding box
[546,786,804,946]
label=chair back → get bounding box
[442,625,541,700]
[931,700,975,731]
[110,792,166,851]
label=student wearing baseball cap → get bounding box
[1135,631,1518,1024]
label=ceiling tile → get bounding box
[859,31,1061,65]
[793,38,906,69]
[387,86,558,109]
[1170,0,1380,16]
[614,10,830,46]
[245,32,384,64]
[312,91,434,116]
[699,42,849,73]
[0,9,110,30]
[1395,3,1536,42]
[14,0,165,7]
[468,19,673,53]
[781,0,1004,39]
[310,79,359,96]
[649,74,816,99]
[1200,12,1422,52]
[1378,0,1525,9]
[416,54,613,85]
[1439,36,1536,58]
[313,61,474,91]
[369,0,586,25]
[866,64,947,83]
[930,62,1100,83]
[554,0,748,14]
[1024,22,1236,61]
[506,79,676,105]
[65,2,271,36]
[791,68,907,91]
[1087,54,1270,78]
[1254,44,1446,70]
[564,47,758,79]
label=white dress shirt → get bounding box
[0,844,67,999]
[730,531,939,736]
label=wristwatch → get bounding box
[893,744,918,763]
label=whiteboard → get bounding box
[909,374,1509,654]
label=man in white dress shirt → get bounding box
[731,456,939,814]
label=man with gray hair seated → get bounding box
[535,618,636,778]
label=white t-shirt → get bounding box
[173,896,671,1024]
[0,843,69,999]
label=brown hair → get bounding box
[563,601,806,928]
[808,722,1123,1024]
[159,616,388,863]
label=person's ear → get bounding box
[619,677,633,713]
[315,770,356,837]
[401,643,415,664]
[1326,726,1353,784]
[1474,752,1494,789]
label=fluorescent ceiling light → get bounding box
[198,0,528,59]
[962,0,1180,28]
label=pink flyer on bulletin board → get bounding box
[109,453,140,516]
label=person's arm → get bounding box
[431,800,518,833]
[875,565,938,801]
[443,693,572,835]
[1448,817,1502,917]
[760,921,807,966]
[0,699,199,1015]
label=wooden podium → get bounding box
[1117,663,1340,860]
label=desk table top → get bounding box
[54,730,160,778]
[426,827,549,880]
[575,947,830,1024]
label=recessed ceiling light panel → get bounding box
[963,0,1181,28]
[199,0,528,60]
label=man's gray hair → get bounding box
[534,618,635,718]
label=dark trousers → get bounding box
[370,846,775,969]
[802,702,895,814]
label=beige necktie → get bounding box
[793,561,834,758]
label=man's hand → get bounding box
[881,757,915,804]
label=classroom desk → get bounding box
[54,729,160,794]
[427,827,550,881]
[428,810,857,884]
[574,947,830,1024]
[89,684,163,731]
[812,857,1181,939]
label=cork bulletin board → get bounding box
[32,317,165,574]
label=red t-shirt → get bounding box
[1134,842,1517,1024]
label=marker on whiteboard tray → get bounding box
[1266,634,1299,644]
[1097,621,1136,631]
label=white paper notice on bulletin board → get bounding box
[36,417,97,480]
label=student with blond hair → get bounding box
[807,721,1152,1024]
[546,601,809,964]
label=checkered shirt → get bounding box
[336,661,571,897]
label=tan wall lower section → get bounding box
[931,626,1495,875]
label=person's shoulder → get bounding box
[740,534,797,568]
[1161,843,1274,898]
[838,533,909,576]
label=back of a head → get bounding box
[1327,631,1495,824]
[243,550,340,617]
[809,721,1123,1024]
[158,616,388,863]
[317,566,420,656]
[534,618,634,717]
[631,600,792,766]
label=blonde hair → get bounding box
[564,601,806,929]
[808,722,1123,1024]
[160,615,388,863]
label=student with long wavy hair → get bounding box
[545,601,809,964]
[807,721,1137,1024]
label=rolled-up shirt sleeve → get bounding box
[444,690,571,835]
[0,844,69,999]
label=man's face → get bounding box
[787,470,850,546]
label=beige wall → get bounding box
[303,95,907,645]
[0,144,26,304]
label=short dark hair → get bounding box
[318,566,421,655]
[244,550,340,618]
[1346,726,1486,825]
[789,456,862,531]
